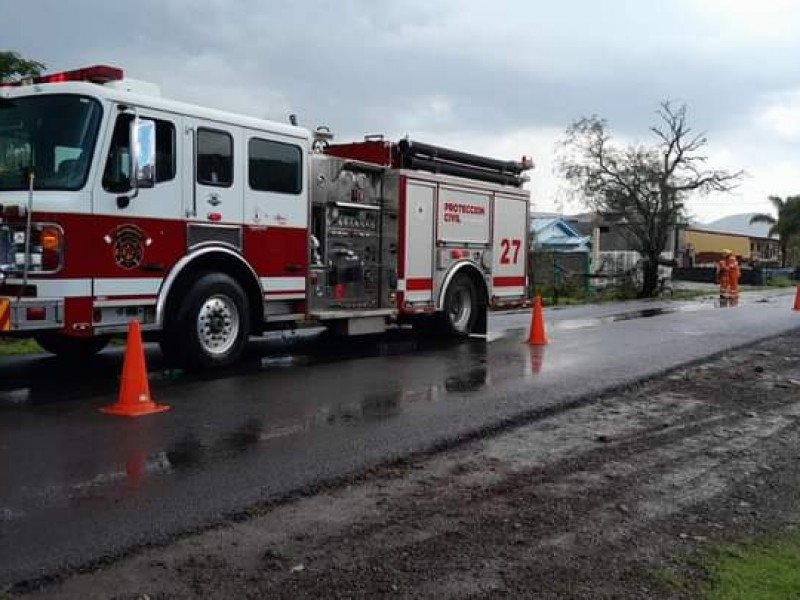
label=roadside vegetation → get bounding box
[531,279,710,306]
[705,537,800,599]
[675,533,800,599]
[0,338,40,356]
[767,276,794,288]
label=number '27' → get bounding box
[500,238,522,264]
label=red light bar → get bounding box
[1,65,124,87]
[37,65,124,84]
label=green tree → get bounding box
[558,101,743,297]
[749,195,800,268]
[0,51,46,83]
[787,236,800,268]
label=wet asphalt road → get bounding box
[1,290,798,585]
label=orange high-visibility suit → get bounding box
[726,254,740,305]
[716,256,730,301]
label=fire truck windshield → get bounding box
[0,94,102,192]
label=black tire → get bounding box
[35,332,110,358]
[160,272,250,369]
[438,273,479,336]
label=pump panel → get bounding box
[308,156,385,312]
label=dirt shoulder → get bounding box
[18,331,800,599]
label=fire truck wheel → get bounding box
[163,272,251,369]
[35,333,110,358]
[440,273,478,336]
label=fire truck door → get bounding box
[241,130,308,289]
[94,107,183,221]
[91,108,186,299]
[184,121,243,225]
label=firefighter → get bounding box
[726,250,741,306]
[716,250,731,305]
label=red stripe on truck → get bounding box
[406,278,433,291]
[493,276,525,287]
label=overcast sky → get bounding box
[3,0,799,222]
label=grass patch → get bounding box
[697,534,800,599]
[0,337,40,356]
[647,533,800,599]
[645,566,691,594]
[767,277,794,288]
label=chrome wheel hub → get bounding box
[197,294,240,356]
[448,288,472,332]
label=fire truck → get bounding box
[0,65,531,368]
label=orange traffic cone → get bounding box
[793,285,800,311]
[100,320,170,417]
[526,295,548,346]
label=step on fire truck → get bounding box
[0,65,531,368]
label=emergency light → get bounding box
[2,65,124,86]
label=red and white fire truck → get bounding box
[0,65,531,367]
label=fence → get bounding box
[529,250,682,300]
[590,251,673,290]
[672,266,798,286]
[529,251,590,296]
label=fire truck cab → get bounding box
[0,66,531,368]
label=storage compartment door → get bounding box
[492,194,528,297]
[403,181,435,303]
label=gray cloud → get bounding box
[6,0,798,136]
[3,0,800,219]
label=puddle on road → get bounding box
[0,299,738,411]
[0,296,782,522]
[5,296,750,508]
[20,342,496,497]
[550,303,720,332]
[260,355,304,369]
[553,308,675,331]
[0,388,31,406]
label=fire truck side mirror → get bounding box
[119,117,156,209]
[131,117,156,190]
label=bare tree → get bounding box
[558,102,744,296]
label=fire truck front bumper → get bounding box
[0,295,63,333]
